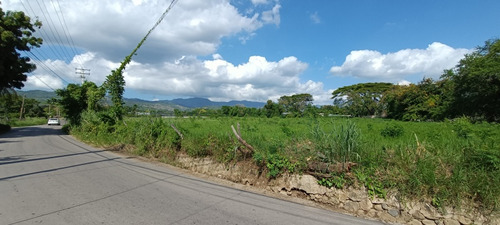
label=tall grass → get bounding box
[70,112,500,211]
[8,117,47,127]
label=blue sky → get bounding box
[3,0,499,104]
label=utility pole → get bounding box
[19,95,25,120]
[75,68,90,84]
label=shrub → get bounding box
[380,123,404,138]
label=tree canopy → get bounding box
[0,6,42,90]
[56,82,103,125]
[332,82,393,117]
[383,78,452,121]
[445,39,500,122]
[278,93,313,117]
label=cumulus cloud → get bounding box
[4,0,333,105]
[330,42,471,81]
[25,74,65,91]
[123,55,311,102]
[4,0,280,63]
[26,51,332,104]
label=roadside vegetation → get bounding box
[69,115,500,211]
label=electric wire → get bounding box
[39,0,75,63]
[20,0,66,62]
[16,0,180,89]
[34,0,74,62]
[26,51,70,85]
[52,0,83,66]
[19,0,79,86]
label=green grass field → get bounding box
[70,115,500,211]
[7,117,48,127]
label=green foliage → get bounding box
[447,39,500,122]
[380,123,404,138]
[61,124,71,134]
[68,116,500,211]
[0,91,46,120]
[355,170,387,198]
[8,117,46,127]
[265,153,297,178]
[312,119,361,166]
[278,93,314,116]
[263,100,283,118]
[383,78,452,121]
[317,174,348,189]
[103,69,125,121]
[0,7,43,90]
[56,82,102,125]
[451,117,474,139]
[332,82,393,117]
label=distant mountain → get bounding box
[17,90,58,103]
[124,98,188,111]
[16,90,265,110]
[170,98,265,108]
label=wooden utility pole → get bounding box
[19,95,25,120]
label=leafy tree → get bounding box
[263,100,283,118]
[56,81,102,125]
[0,91,45,119]
[317,105,346,116]
[0,88,17,120]
[445,39,500,122]
[174,108,183,118]
[332,83,393,117]
[278,93,313,116]
[0,7,42,90]
[383,79,451,121]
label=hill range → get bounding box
[17,90,265,110]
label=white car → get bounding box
[47,118,60,125]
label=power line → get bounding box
[20,0,66,61]
[19,0,83,86]
[52,0,83,65]
[34,0,74,62]
[26,51,70,84]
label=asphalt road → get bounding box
[0,125,384,225]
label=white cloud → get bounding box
[25,74,65,91]
[25,51,327,103]
[4,0,279,63]
[330,42,471,81]
[310,12,321,24]
[5,0,331,105]
[261,4,281,26]
[251,0,269,5]
[397,80,411,86]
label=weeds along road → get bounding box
[0,125,384,225]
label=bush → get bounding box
[380,123,404,138]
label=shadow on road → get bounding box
[0,156,121,181]
[0,125,65,139]
[0,150,106,166]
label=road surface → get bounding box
[0,125,384,225]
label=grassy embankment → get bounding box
[70,114,500,211]
[0,117,48,134]
[8,117,47,127]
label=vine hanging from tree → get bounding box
[102,0,179,121]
